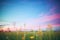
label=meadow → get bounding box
[0,31,60,40]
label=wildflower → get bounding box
[30,36,34,39]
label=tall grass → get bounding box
[0,31,60,40]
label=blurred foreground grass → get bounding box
[0,31,60,40]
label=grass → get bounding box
[0,31,60,40]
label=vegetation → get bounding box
[0,31,60,40]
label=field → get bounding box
[0,31,60,40]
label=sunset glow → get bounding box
[0,0,60,31]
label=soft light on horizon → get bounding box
[0,0,60,31]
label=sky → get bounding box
[0,0,60,31]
